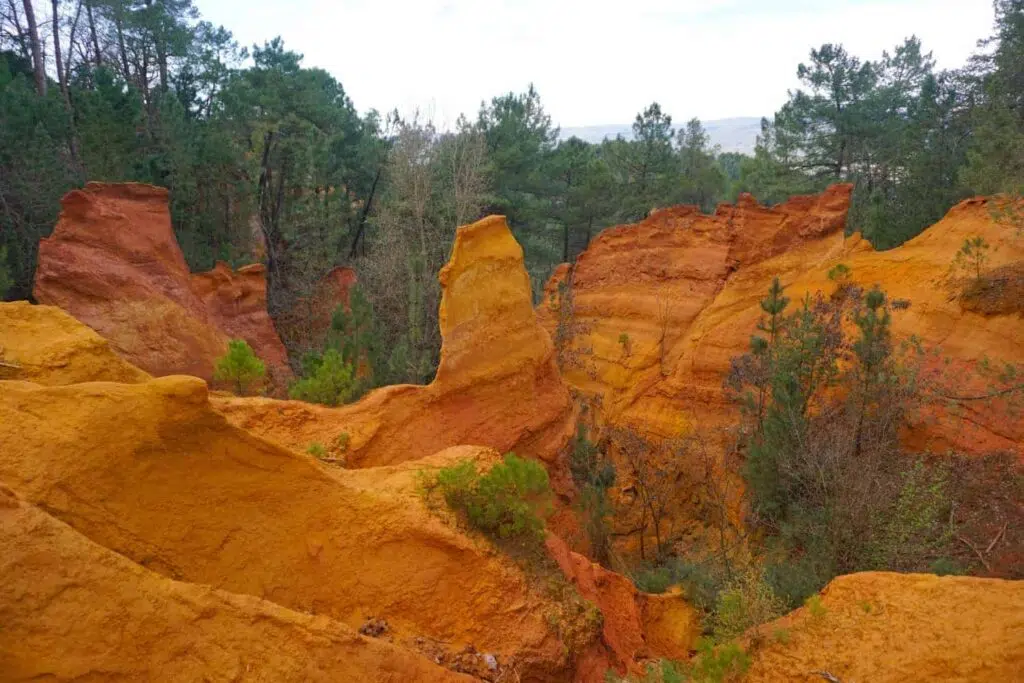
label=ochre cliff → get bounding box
[540,189,1024,456]
[745,572,1024,682]
[214,215,576,473]
[0,486,472,682]
[0,373,701,680]
[33,183,290,382]
[0,301,151,385]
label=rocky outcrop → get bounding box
[0,376,591,680]
[744,572,1024,682]
[545,535,699,680]
[214,216,576,474]
[0,486,472,682]
[540,189,1024,456]
[189,261,290,371]
[33,183,290,383]
[0,301,150,385]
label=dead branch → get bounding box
[958,534,993,573]
[985,522,1008,555]
[810,672,842,683]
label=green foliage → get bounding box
[569,424,616,564]
[869,461,955,571]
[435,453,552,543]
[306,442,326,458]
[327,287,384,390]
[684,639,752,683]
[710,570,786,642]
[827,263,851,282]
[214,339,266,395]
[953,235,991,281]
[0,245,11,299]
[334,432,351,453]
[804,594,827,619]
[631,558,725,612]
[288,348,357,406]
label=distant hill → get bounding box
[559,116,763,155]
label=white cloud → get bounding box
[193,0,995,127]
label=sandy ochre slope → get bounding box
[0,484,474,682]
[0,300,151,385]
[744,572,1024,682]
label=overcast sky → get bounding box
[193,0,996,128]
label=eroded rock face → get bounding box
[744,572,1024,682]
[545,535,699,680]
[34,183,289,382]
[214,215,576,475]
[540,189,1024,456]
[0,486,472,682]
[0,377,587,679]
[0,301,150,385]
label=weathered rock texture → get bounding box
[745,572,1024,682]
[0,301,151,385]
[33,183,290,382]
[0,486,472,682]
[214,215,575,473]
[545,535,699,680]
[0,376,592,680]
[540,189,1024,456]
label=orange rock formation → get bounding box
[0,376,599,679]
[0,301,150,385]
[214,215,576,474]
[546,535,700,679]
[0,486,472,682]
[540,189,1024,456]
[33,183,290,382]
[745,572,1024,682]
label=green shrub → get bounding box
[929,557,964,576]
[307,442,326,458]
[869,460,954,572]
[633,566,674,594]
[288,348,357,406]
[435,453,552,543]
[335,432,351,453]
[827,262,852,282]
[631,558,725,612]
[710,569,786,642]
[685,639,751,683]
[214,339,266,395]
[804,594,827,619]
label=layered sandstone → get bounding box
[0,486,472,682]
[541,189,1024,455]
[214,216,576,473]
[745,572,1024,682]
[33,183,289,382]
[0,301,150,385]
[0,376,591,679]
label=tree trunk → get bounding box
[6,0,30,59]
[348,166,381,259]
[114,4,130,83]
[64,0,82,86]
[22,0,46,96]
[84,0,101,66]
[51,0,68,101]
[51,0,83,176]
